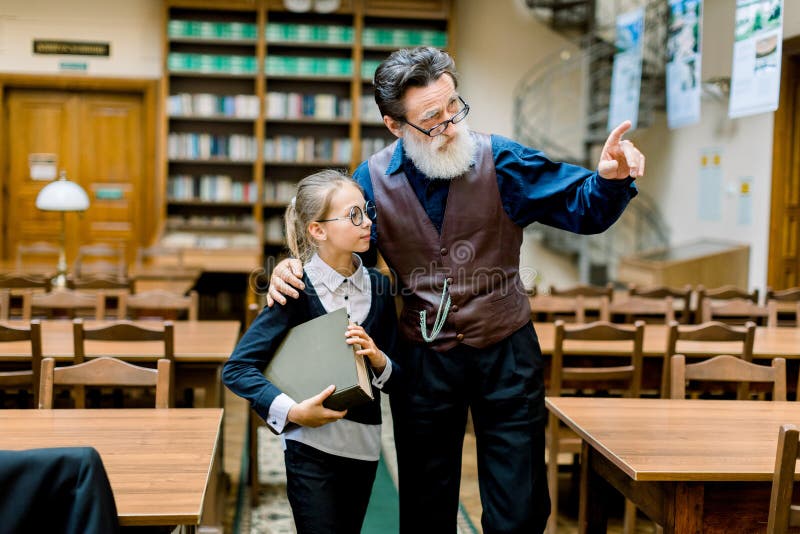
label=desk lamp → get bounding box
[35,170,90,288]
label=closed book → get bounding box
[264,307,373,412]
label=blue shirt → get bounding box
[352,133,638,264]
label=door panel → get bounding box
[5,89,144,266]
[78,94,143,262]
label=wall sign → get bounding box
[33,40,110,57]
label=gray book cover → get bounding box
[265,307,373,411]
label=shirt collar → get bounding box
[305,253,368,294]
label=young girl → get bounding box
[222,169,398,534]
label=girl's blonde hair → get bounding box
[284,169,362,263]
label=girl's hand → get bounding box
[346,324,386,373]
[287,385,347,427]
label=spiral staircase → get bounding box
[517,0,670,284]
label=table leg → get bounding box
[578,441,610,534]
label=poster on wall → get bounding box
[729,0,783,118]
[607,7,644,132]
[666,0,703,129]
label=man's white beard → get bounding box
[403,121,476,180]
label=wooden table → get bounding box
[533,322,800,359]
[546,397,800,533]
[0,408,222,531]
[0,319,240,407]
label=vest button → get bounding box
[456,333,464,341]
[440,247,448,256]
[451,305,459,312]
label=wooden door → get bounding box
[4,89,144,265]
[769,38,800,289]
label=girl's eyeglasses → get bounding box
[316,201,377,227]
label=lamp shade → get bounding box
[35,176,90,212]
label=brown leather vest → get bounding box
[368,132,531,351]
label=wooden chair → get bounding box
[662,320,756,399]
[700,297,768,326]
[628,284,692,323]
[68,274,133,320]
[0,274,51,320]
[72,318,175,408]
[136,245,184,269]
[121,289,199,321]
[767,424,800,533]
[0,320,43,408]
[670,354,786,400]
[547,319,644,534]
[0,289,9,321]
[695,285,759,324]
[73,243,127,279]
[549,283,614,321]
[766,287,800,327]
[529,293,586,323]
[599,294,675,324]
[245,301,263,506]
[30,289,105,321]
[15,241,60,270]
[38,356,171,409]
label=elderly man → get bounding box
[267,46,644,534]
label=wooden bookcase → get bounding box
[160,0,454,268]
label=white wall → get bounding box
[631,0,800,291]
[0,0,162,77]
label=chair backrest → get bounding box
[700,297,768,325]
[38,356,171,409]
[600,294,676,324]
[629,284,693,323]
[549,283,614,300]
[73,243,127,279]
[15,241,60,270]
[0,289,9,321]
[530,294,586,323]
[121,289,199,321]
[767,424,800,533]
[662,320,756,398]
[72,318,174,408]
[766,287,800,326]
[68,274,133,320]
[0,274,51,294]
[0,320,43,407]
[30,289,105,321]
[670,354,786,401]
[695,285,759,324]
[551,319,645,398]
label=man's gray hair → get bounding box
[373,46,459,121]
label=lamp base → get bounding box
[51,271,68,290]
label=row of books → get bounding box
[168,53,257,74]
[266,92,351,120]
[360,94,382,123]
[266,22,353,44]
[264,216,286,243]
[264,136,352,163]
[168,20,258,40]
[166,214,256,229]
[362,28,447,48]
[266,55,353,77]
[162,231,260,250]
[168,93,260,118]
[168,133,257,161]
[265,180,300,203]
[361,137,393,160]
[168,53,383,78]
[168,175,258,203]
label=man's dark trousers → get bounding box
[390,321,550,534]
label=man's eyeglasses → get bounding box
[316,201,377,227]
[403,96,470,137]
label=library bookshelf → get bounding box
[159,0,455,273]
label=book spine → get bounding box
[322,386,372,411]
